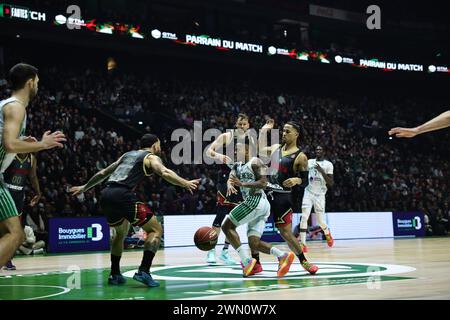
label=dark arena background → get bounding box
[0,0,449,311]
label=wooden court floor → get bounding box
[0,237,449,300]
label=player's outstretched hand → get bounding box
[70,185,85,196]
[388,127,419,138]
[41,130,67,149]
[282,177,301,188]
[226,181,238,196]
[184,179,200,194]
[261,118,275,130]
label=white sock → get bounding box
[236,246,250,263]
[270,246,285,258]
[300,232,307,246]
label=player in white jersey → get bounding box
[299,145,334,252]
[222,142,295,277]
[0,63,66,268]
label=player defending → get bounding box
[259,121,318,274]
[3,152,41,270]
[222,142,295,277]
[389,110,450,138]
[204,113,251,265]
[299,146,334,252]
[70,134,199,287]
[0,63,66,268]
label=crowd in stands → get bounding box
[0,66,448,236]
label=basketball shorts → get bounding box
[267,191,293,227]
[302,189,326,215]
[100,185,154,227]
[213,183,243,227]
[228,193,270,238]
[0,183,19,222]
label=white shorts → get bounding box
[302,189,326,215]
[228,193,270,238]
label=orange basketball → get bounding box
[194,226,218,251]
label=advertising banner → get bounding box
[392,212,425,237]
[49,217,110,253]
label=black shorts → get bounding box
[212,205,233,228]
[216,183,242,207]
[267,191,293,227]
[9,190,25,215]
[100,185,154,227]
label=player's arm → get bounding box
[28,154,42,207]
[2,102,66,153]
[226,166,238,196]
[283,152,308,188]
[230,158,268,189]
[316,163,334,187]
[258,119,279,156]
[206,132,233,164]
[389,110,450,138]
[145,154,199,193]
[70,155,124,195]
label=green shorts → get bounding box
[0,183,19,222]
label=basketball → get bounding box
[194,226,218,251]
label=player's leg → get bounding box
[300,191,313,252]
[108,219,129,285]
[133,203,161,287]
[4,191,25,270]
[0,186,25,268]
[314,195,333,247]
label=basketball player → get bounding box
[204,113,252,265]
[259,121,318,274]
[3,152,41,270]
[389,110,450,138]
[0,63,66,268]
[299,146,334,252]
[70,134,199,287]
[222,142,295,277]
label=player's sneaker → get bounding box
[301,244,309,253]
[242,258,257,277]
[133,270,160,287]
[108,273,126,285]
[206,248,216,264]
[248,261,263,276]
[301,260,319,275]
[277,252,295,277]
[3,260,16,271]
[325,232,334,247]
[219,249,237,265]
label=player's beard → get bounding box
[29,87,38,101]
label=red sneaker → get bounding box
[248,261,263,276]
[242,258,257,277]
[325,232,334,247]
[277,252,295,278]
[301,261,319,275]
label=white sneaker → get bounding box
[206,249,216,264]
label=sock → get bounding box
[270,246,284,258]
[300,229,307,246]
[321,225,330,236]
[138,250,155,274]
[296,253,307,264]
[236,246,250,263]
[111,254,121,275]
[252,252,260,264]
[223,240,230,251]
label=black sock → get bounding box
[252,253,260,263]
[139,250,156,274]
[296,253,307,264]
[111,254,121,275]
[223,240,230,251]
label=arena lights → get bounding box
[0,3,46,21]
[427,65,449,73]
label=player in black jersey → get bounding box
[204,113,250,264]
[259,121,318,275]
[70,134,199,287]
[2,153,41,270]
